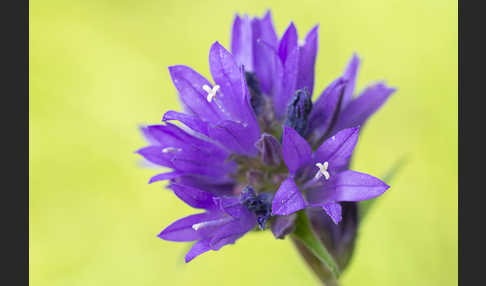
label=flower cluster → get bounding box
[136,11,395,263]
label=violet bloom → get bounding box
[232,11,396,145]
[136,11,395,263]
[272,126,389,225]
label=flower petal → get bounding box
[170,175,235,197]
[137,124,234,176]
[185,238,211,263]
[307,170,390,203]
[272,178,307,215]
[169,155,234,178]
[231,14,253,71]
[209,42,261,137]
[307,77,347,141]
[257,10,278,48]
[274,46,300,119]
[333,82,396,132]
[148,171,183,184]
[170,183,217,209]
[162,110,209,136]
[271,213,297,239]
[253,39,283,98]
[213,196,245,219]
[251,11,278,93]
[296,25,319,96]
[168,65,225,123]
[306,203,358,267]
[313,127,360,173]
[322,202,342,224]
[278,22,298,63]
[341,53,360,109]
[254,133,283,166]
[158,212,221,242]
[282,126,312,175]
[136,146,173,167]
[209,209,256,250]
[208,120,259,157]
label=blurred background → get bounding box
[29,0,457,285]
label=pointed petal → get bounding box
[307,170,390,203]
[171,175,235,197]
[162,110,209,136]
[208,120,259,157]
[169,155,234,178]
[313,127,360,173]
[271,213,297,239]
[254,133,283,166]
[258,10,278,47]
[170,184,217,209]
[322,202,342,224]
[341,53,360,109]
[168,65,224,123]
[307,77,347,140]
[209,42,261,135]
[209,42,246,117]
[148,171,183,184]
[158,212,221,242]
[213,196,245,219]
[141,124,203,149]
[278,22,298,63]
[209,209,256,250]
[334,82,396,131]
[274,46,299,119]
[136,146,173,167]
[253,39,283,97]
[282,126,312,175]
[137,124,233,175]
[251,11,278,93]
[296,25,319,96]
[185,238,211,262]
[272,178,307,215]
[231,14,253,71]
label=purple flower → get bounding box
[231,11,396,145]
[271,126,389,224]
[158,184,257,262]
[136,11,395,263]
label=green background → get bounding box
[30,0,457,285]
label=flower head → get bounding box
[136,11,395,262]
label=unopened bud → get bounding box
[254,133,283,166]
[284,89,313,136]
[245,72,264,116]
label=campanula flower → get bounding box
[136,11,395,264]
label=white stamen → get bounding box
[298,39,306,46]
[191,217,231,231]
[315,161,330,180]
[162,147,181,153]
[203,84,220,102]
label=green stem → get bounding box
[291,236,340,286]
[291,210,341,280]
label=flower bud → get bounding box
[254,133,283,166]
[240,186,273,230]
[245,72,264,116]
[284,89,313,136]
[307,202,358,270]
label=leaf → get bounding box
[291,210,341,279]
[359,155,408,220]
